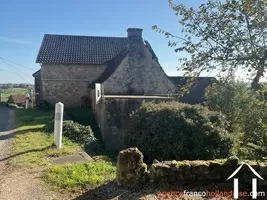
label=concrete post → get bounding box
[25,100,29,109]
[54,102,64,148]
[25,93,30,109]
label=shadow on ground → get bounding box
[73,181,158,200]
[72,181,267,200]
[0,146,51,162]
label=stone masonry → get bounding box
[41,64,106,106]
[103,29,176,95]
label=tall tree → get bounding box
[153,0,267,89]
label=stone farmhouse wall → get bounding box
[40,64,106,107]
[103,39,176,95]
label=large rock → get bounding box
[116,147,148,188]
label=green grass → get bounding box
[1,88,29,102]
[11,108,81,167]
[44,161,116,190]
[11,130,81,167]
[12,107,117,192]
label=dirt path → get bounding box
[0,107,67,200]
[0,107,15,176]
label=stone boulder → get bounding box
[116,147,148,188]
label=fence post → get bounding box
[54,102,64,148]
[25,94,30,109]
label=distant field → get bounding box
[0,88,30,102]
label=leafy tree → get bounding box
[204,78,267,160]
[153,0,267,89]
[204,78,256,131]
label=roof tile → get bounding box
[36,34,129,64]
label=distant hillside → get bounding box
[0,83,34,89]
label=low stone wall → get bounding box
[116,148,267,188]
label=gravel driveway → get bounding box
[0,107,63,200]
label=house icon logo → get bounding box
[227,163,264,199]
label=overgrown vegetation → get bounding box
[124,102,233,163]
[205,78,267,160]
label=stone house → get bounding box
[33,28,216,151]
[33,28,179,107]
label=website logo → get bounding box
[227,163,264,199]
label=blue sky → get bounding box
[0,0,204,84]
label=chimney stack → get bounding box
[127,28,143,41]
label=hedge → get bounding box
[124,102,233,163]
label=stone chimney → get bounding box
[127,28,143,41]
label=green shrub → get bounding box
[44,120,103,155]
[37,100,52,112]
[124,102,233,163]
[64,107,102,141]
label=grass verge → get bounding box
[11,108,81,167]
[12,107,116,192]
[44,161,116,190]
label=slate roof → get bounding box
[36,34,129,64]
[168,76,217,104]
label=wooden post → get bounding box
[54,102,64,148]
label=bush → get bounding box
[37,100,52,112]
[124,102,233,163]
[64,107,102,141]
[45,120,103,155]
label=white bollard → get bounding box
[54,102,64,148]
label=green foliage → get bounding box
[153,0,267,89]
[205,78,267,160]
[204,78,257,131]
[37,100,52,112]
[45,120,104,155]
[124,102,233,163]
[65,107,102,141]
[44,162,116,190]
